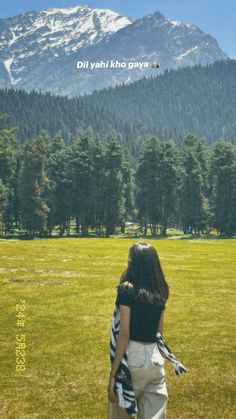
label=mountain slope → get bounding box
[66,10,227,95]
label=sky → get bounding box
[0,0,236,58]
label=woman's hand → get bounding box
[107,374,118,403]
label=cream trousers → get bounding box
[108,340,168,419]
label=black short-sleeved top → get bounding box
[115,286,165,343]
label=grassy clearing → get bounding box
[0,237,235,418]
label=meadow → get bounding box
[0,237,235,419]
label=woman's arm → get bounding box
[158,310,164,335]
[110,304,130,376]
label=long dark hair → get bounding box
[116,242,169,305]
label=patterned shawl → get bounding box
[109,304,187,417]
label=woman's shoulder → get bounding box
[116,281,134,296]
[115,281,135,307]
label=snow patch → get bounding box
[4,58,21,85]
[9,30,17,46]
[186,24,198,30]
[169,20,182,27]
[44,5,89,16]
[176,46,199,60]
[93,9,132,32]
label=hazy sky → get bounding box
[1,0,235,58]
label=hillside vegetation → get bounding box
[0,59,235,153]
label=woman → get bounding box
[108,242,169,419]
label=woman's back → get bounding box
[115,283,165,343]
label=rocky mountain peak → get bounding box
[0,4,227,96]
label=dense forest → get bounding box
[0,89,176,159]
[0,118,235,238]
[82,59,236,144]
[0,59,235,159]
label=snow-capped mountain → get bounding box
[0,4,132,87]
[0,5,227,96]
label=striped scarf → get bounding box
[109,304,187,417]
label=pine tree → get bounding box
[135,137,162,236]
[119,148,135,233]
[209,140,235,236]
[103,139,125,237]
[0,179,9,236]
[70,131,94,236]
[159,140,179,236]
[90,137,107,236]
[45,133,72,236]
[228,153,236,236]
[18,138,49,237]
[179,136,209,235]
[0,113,18,233]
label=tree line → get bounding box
[0,119,235,238]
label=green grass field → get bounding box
[0,237,235,419]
